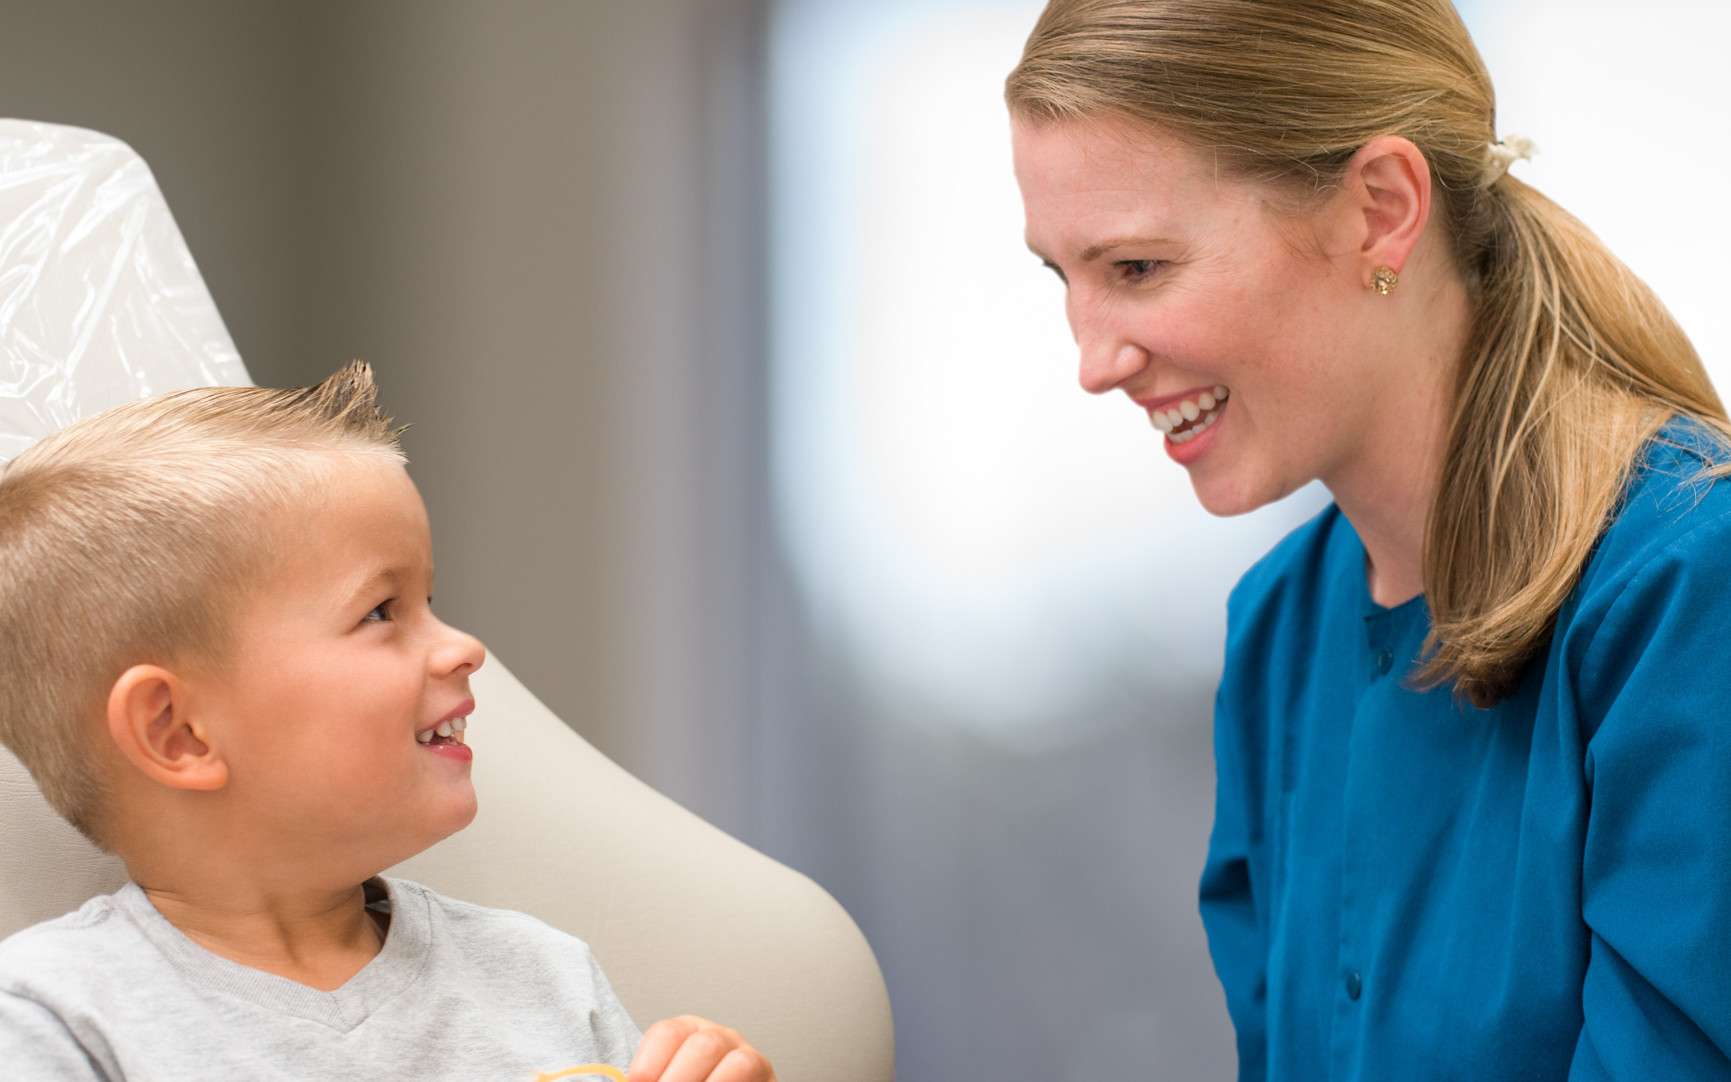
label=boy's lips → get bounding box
[428,697,475,730]
[420,739,473,763]
[416,697,474,736]
[416,696,474,755]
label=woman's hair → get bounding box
[0,360,408,848]
[1007,0,1731,707]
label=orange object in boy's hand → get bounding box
[628,1015,778,1082]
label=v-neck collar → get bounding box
[115,875,432,1032]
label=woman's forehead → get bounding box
[1014,117,1242,257]
[1015,115,1211,185]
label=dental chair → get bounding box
[0,120,894,1080]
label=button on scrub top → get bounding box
[1199,415,1731,1081]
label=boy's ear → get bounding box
[105,665,229,792]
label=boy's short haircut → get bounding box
[0,361,408,850]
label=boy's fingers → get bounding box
[628,1016,699,1081]
[655,1028,732,1081]
[628,1016,773,1082]
[709,1047,775,1082]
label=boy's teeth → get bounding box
[417,715,473,745]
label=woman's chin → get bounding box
[1192,471,1285,518]
[1197,467,1315,519]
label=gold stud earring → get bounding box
[1370,266,1399,296]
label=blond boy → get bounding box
[0,362,775,1082]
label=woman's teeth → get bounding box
[1150,385,1229,443]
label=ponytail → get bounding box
[1417,175,1731,706]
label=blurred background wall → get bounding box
[2,1,1726,1078]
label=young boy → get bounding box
[0,362,775,1082]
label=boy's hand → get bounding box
[627,1015,777,1082]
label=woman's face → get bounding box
[1013,114,1394,517]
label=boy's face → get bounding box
[192,455,486,881]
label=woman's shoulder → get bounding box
[1575,412,1731,608]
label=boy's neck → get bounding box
[135,875,388,993]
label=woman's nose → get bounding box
[1078,340,1149,395]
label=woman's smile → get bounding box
[1161,392,1229,464]
[1134,384,1231,440]
[1130,384,1232,463]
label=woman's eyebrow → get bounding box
[1076,235,1176,262]
[1027,235,1178,264]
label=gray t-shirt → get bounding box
[0,876,641,1080]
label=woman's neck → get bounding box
[1332,388,1449,610]
[1328,273,1466,610]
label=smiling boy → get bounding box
[0,362,774,1081]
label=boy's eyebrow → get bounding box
[342,563,436,608]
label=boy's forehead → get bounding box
[263,461,434,604]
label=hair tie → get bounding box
[1484,134,1536,185]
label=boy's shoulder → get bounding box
[0,887,128,954]
[0,887,140,999]
[383,876,634,1037]
[384,876,607,966]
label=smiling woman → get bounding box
[1011,111,1477,545]
[1007,0,1731,1079]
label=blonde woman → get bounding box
[1007,1,1731,1079]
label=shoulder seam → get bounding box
[1577,503,1731,670]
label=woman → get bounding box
[1006,1,1731,1078]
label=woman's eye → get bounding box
[1115,259,1164,283]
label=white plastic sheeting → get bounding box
[0,120,247,464]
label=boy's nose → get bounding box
[436,623,487,677]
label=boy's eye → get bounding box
[361,596,434,626]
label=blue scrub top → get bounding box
[1199,414,1731,1080]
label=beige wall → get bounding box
[0,0,764,830]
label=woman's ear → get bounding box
[1342,134,1433,285]
[105,665,229,792]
